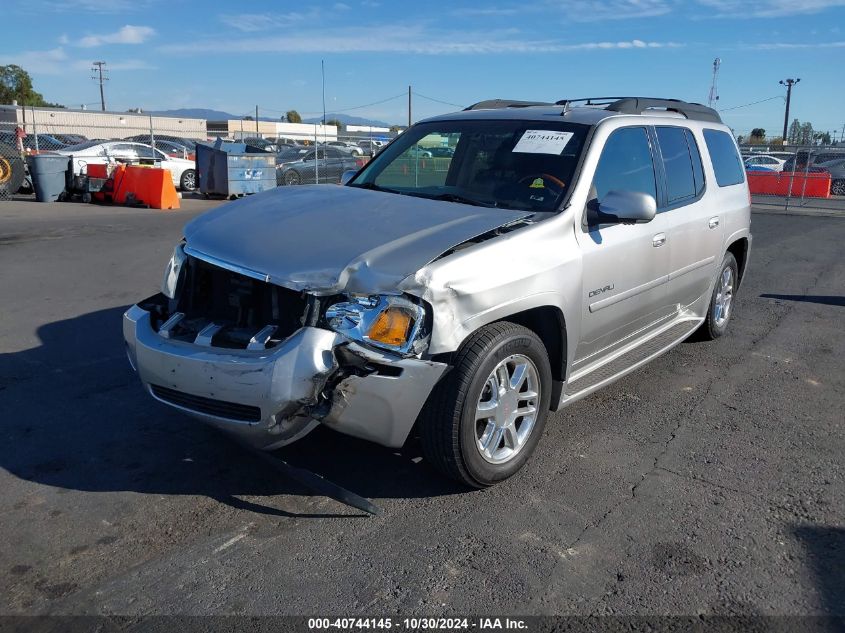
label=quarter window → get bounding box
[703,129,745,187]
[592,127,657,202]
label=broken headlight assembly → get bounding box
[161,242,187,299]
[325,295,427,355]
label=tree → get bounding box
[0,65,63,107]
[813,131,831,145]
[799,122,814,145]
[389,125,403,134]
[325,118,342,129]
[750,128,766,141]
[285,110,302,123]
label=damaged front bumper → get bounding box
[123,304,448,450]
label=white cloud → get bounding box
[0,47,68,74]
[696,0,845,17]
[558,0,676,21]
[219,11,319,32]
[751,40,845,49]
[160,25,682,55]
[77,25,155,47]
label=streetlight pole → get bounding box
[779,77,800,142]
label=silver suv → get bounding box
[124,97,751,487]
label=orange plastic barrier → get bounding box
[746,171,831,198]
[84,163,179,209]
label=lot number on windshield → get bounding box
[512,130,574,155]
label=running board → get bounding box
[561,319,701,405]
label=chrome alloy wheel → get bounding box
[474,354,540,465]
[713,265,734,328]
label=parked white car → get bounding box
[56,141,197,191]
[743,154,785,172]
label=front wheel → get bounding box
[697,252,738,341]
[419,322,552,488]
[284,170,301,186]
[179,169,196,192]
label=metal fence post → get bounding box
[32,106,39,153]
[314,125,319,183]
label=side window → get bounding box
[592,127,657,202]
[703,129,744,187]
[656,127,696,204]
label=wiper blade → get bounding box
[421,192,497,208]
[349,181,400,194]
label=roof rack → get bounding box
[555,97,722,123]
[463,99,554,111]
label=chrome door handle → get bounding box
[709,216,720,229]
[652,233,666,247]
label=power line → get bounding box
[718,95,783,112]
[412,91,465,109]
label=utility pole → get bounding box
[707,58,720,108]
[321,60,326,126]
[779,77,800,141]
[255,105,259,135]
[408,85,412,129]
[91,61,108,111]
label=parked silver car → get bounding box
[124,97,751,487]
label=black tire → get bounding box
[697,252,738,341]
[284,170,301,186]
[831,179,845,197]
[419,322,552,488]
[0,150,25,199]
[179,169,197,192]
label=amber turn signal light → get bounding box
[367,308,413,347]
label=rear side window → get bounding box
[703,129,744,187]
[686,130,705,195]
[656,127,697,203]
[592,127,657,201]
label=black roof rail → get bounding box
[555,96,722,123]
[463,99,554,111]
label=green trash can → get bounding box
[27,155,71,202]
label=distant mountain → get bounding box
[303,113,393,128]
[149,109,396,127]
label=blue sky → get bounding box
[2,0,844,137]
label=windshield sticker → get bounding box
[513,130,574,155]
[529,178,545,189]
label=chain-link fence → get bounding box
[741,143,845,213]
[0,104,402,201]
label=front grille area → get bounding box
[156,255,311,350]
[150,384,262,422]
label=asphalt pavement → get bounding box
[0,198,842,621]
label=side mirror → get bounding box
[340,170,357,186]
[598,190,656,224]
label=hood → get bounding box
[184,185,529,295]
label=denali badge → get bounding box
[588,284,615,298]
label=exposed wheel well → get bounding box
[499,306,566,385]
[727,238,749,287]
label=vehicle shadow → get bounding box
[0,306,465,519]
[792,525,845,616]
[760,293,845,307]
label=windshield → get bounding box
[350,119,589,212]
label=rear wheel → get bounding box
[419,322,552,488]
[179,169,196,192]
[697,252,738,341]
[831,179,845,196]
[0,152,25,199]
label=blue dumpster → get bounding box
[196,139,276,198]
[27,155,71,202]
